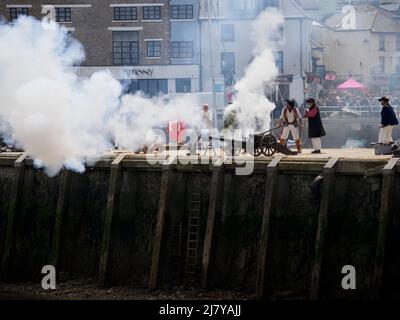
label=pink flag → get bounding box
[325,72,336,81]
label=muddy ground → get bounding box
[0,279,254,300]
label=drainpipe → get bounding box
[300,18,306,102]
[198,0,203,92]
[207,0,218,128]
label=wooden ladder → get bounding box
[184,173,202,285]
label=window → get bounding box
[143,6,161,20]
[232,0,266,10]
[274,51,284,73]
[272,25,283,41]
[114,7,137,21]
[172,41,194,58]
[397,57,400,73]
[379,34,385,51]
[176,79,191,93]
[379,57,385,73]
[55,8,71,22]
[171,5,193,19]
[9,7,29,21]
[112,31,139,65]
[221,24,235,42]
[122,79,168,96]
[266,0,280,7]
[397,34,400,51]
[221,52,235,73]
[147,41,161,57]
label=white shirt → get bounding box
[280,107,302,124]
[202,110,213,129]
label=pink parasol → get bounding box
[337,76,368,93]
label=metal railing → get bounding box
[318,105,400,119]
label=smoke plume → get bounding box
[0,17,200,176]
[230,8,284,132]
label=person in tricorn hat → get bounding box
[278,99,303,153]
[378,96,399,144]
[305,98,326,154]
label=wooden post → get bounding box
[201,156,226,288]
[49,169,71,269]
[256,155,285,300]
[1,153,28,280]
[149,155,177,290]
[373,158,399,296]
[98,154,126,287]
[310,157,340,300]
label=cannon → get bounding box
[212,126,298,157]
[0,137,24,153]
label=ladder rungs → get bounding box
[188,233,199,237]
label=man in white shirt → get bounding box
[278,99,303,153]
[201,104,213,130]
[200,104,214,150]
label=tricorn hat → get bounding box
[286,99,296,108]
[378,96,390,102]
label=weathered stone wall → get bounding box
[212,172,265,292]
[0,167,15,269]
[321,175,381,299]
[268,173,320,299]
[383,178,400,299]
[57,170,110,280]
[0,157,399,299]
[7,169,59,282]
[160,171,211,288]
[108,170,162,286]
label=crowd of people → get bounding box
[317,89,400,107]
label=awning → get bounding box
[337,76,368,93]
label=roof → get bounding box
[325,4,400,33]
[283,0,312,19]
[296,0,319,11]
[198,0,311,20]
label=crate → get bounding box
[375,144,393,155]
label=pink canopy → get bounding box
[337,77,368,93]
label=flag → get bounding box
[325,72,337,81]
[306,73,316,83]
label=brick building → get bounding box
[0,0,201,96]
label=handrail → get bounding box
[272,105,400,120]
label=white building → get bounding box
[199,0,313,115]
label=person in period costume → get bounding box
[305,98,326,154]
[200,104,214,149]
[278,99,303,153]
[201,104,214,131]
[378,96,399,144]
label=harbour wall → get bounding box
[0,153,399,299]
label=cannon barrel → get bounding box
[210,136,248,150]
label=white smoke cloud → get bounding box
[0,17,201,176]
[0,11,283,175]
[230,8,284,132]
[110,93,200,151]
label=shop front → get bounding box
[74,64,200,97]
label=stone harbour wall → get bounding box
[0,153,399,299]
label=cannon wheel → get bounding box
[254,146,263,157]
[262,134,277,157]
[248,135,263,157]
